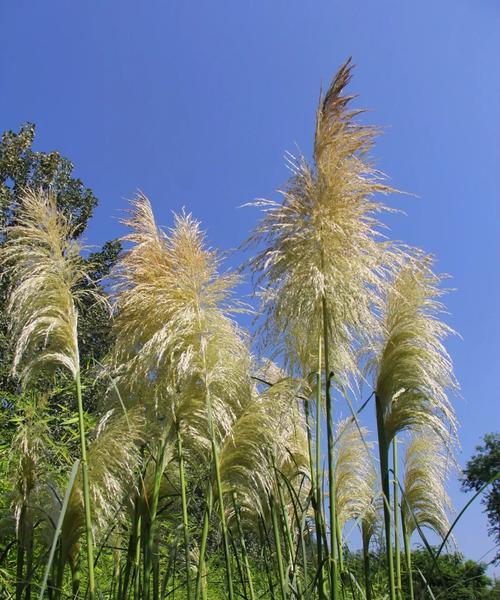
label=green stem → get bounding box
[276,473,303,599]
[259,521,277,600]
[69,551,81,599]
[133,512,142,599]
[212,437,234,600]
[321,298,338,600]
[270,497,287,600]
[152,534,160,600]
[375,394,396,600]
[362,534,372,600]
[144,429,169,600]
[401,517,414,600]
[393,438,402,599]
[121,495,139,600]
[75,370,95,600]
[176,425,192,600]
[232,492,256,600]
[315,339,326,600]
[195,482,213,600]
[16,504,26,600]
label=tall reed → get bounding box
[245,58,399,599]
[367,255,458,599]
[108,195,251,598]
[0,189,105,599]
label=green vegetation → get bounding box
[461,433,500,565]
[0,60,498,599]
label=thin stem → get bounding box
[270,497,287,600]
[375,394,396,600]
[211,436,234,600]
[195,482,213,600]
[133,512,142,599]
[401,517,414,600]
[259,520,277,600]
[121,495,140,600]
[393,438,402,599]
[176,425,192,600]
[144,429,170,599]
[362,534,372,600]
[322,297,338,600]
[276,473,303,600]
[232,492,256,600]
[75,370,95,600]
[16,504,26,600]
[335,518,343,575]
[315,338,326,600]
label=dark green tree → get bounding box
[344,548,494,600]
[461,433,500,565]
[0,122,96,234]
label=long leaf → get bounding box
[38,460,80,600]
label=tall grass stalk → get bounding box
[75,371,96,600]
[144,429,169,600]
[392,438,402,598]
[176,425,192,600]
[375,394,396,600]
[322,298,338,600]
[232,492,256,600]
[0,190,105,600]
[315,340,325,600]
[195,483,213,600]
[270,497,287,600]
[362,536,372,600]
[401,516,414,600]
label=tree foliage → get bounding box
[461,432,500,564]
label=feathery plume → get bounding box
[369,255,458,445]
[0,189,94,382]
[334,419,376,529]
[245,58,399,378]
[220,374,309,526]
[109,194,251,450]
[401,429,453,542]
[62,408,145,559]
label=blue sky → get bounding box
[1,0,499,571]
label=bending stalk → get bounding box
[322,298,338,600]
[195,483,213,600]
[315,338,326,600]
[401,516,414,600]
[232,492,256,600]
[176,425,192,600]
[393,438,402,598]
[375,395,396,600]
[75,370,95,600]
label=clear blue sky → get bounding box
[1,0,499,571]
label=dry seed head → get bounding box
[108,193,251,455]
[369,254,458,445]
[245,59,400,380]
[0,189,99,382]
[220,374,309,527]
[334,418,377,529]
[62,407,145,557]
[402,428,453,540]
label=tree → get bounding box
[461,433,500,564]
[344,548,494,600]
[0,122,97,234]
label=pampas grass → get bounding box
[246,58,401,599]
[0,62,467,600]
[0,188,103,599]
[370,255,458,446]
